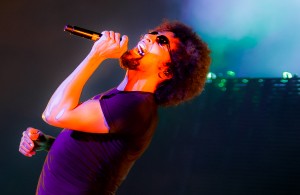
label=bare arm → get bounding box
[42,31,128,133]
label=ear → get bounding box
[158,68,173,80]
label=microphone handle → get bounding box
[64,25,101,41]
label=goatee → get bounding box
[119,50,142,70]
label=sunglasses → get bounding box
[148,31,170,46]
[146,31,173,63]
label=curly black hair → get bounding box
[152,20,211,107]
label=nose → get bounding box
[142,34,155,44]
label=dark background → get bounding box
[1,0,300,194]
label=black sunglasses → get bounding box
[148,31,170,46]
[147,31,173,63]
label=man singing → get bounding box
[19,20,211,194]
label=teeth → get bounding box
[138,44,145,56]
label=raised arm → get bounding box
[42,31,128,133]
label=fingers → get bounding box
[115,33,121,44]
[100,31,115,41]
[109,31,115,40]
[90,30,128,59]
[19,130,36,157]
[20,133,34,151]
[120,35,128,48]
[19,146,36,157]
[101,31,110,40]
[26,127,39,141]
[100,30,126,45]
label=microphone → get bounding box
[64,25,101,41]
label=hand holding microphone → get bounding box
[64,25,128,60]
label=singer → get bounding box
[19,20,211,195]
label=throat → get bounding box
[125,78,156,93]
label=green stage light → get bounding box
[221,79,227,83]
[242,79,249,84]
[218,83,225,88]
[282,72,293,79]
[280,79,289,83]
[226,71,236,77]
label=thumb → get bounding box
[27,127,40,141]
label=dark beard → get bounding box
[119,50,142,70]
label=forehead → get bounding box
[149,30,174,38]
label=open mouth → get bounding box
[137,43,146,56]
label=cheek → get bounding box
[144,49,170,64]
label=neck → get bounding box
[117,70,159,93]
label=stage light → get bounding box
[280,79,289,83]
[282,72,293,79]
[218,79,227,87]
[218,83,225,88]
[207,72,217,79]
[242,79,249,84]
[221,79,227,83]
[226,71,236,77]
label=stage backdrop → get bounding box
[118,77,300,195]
[1,0,300,194]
